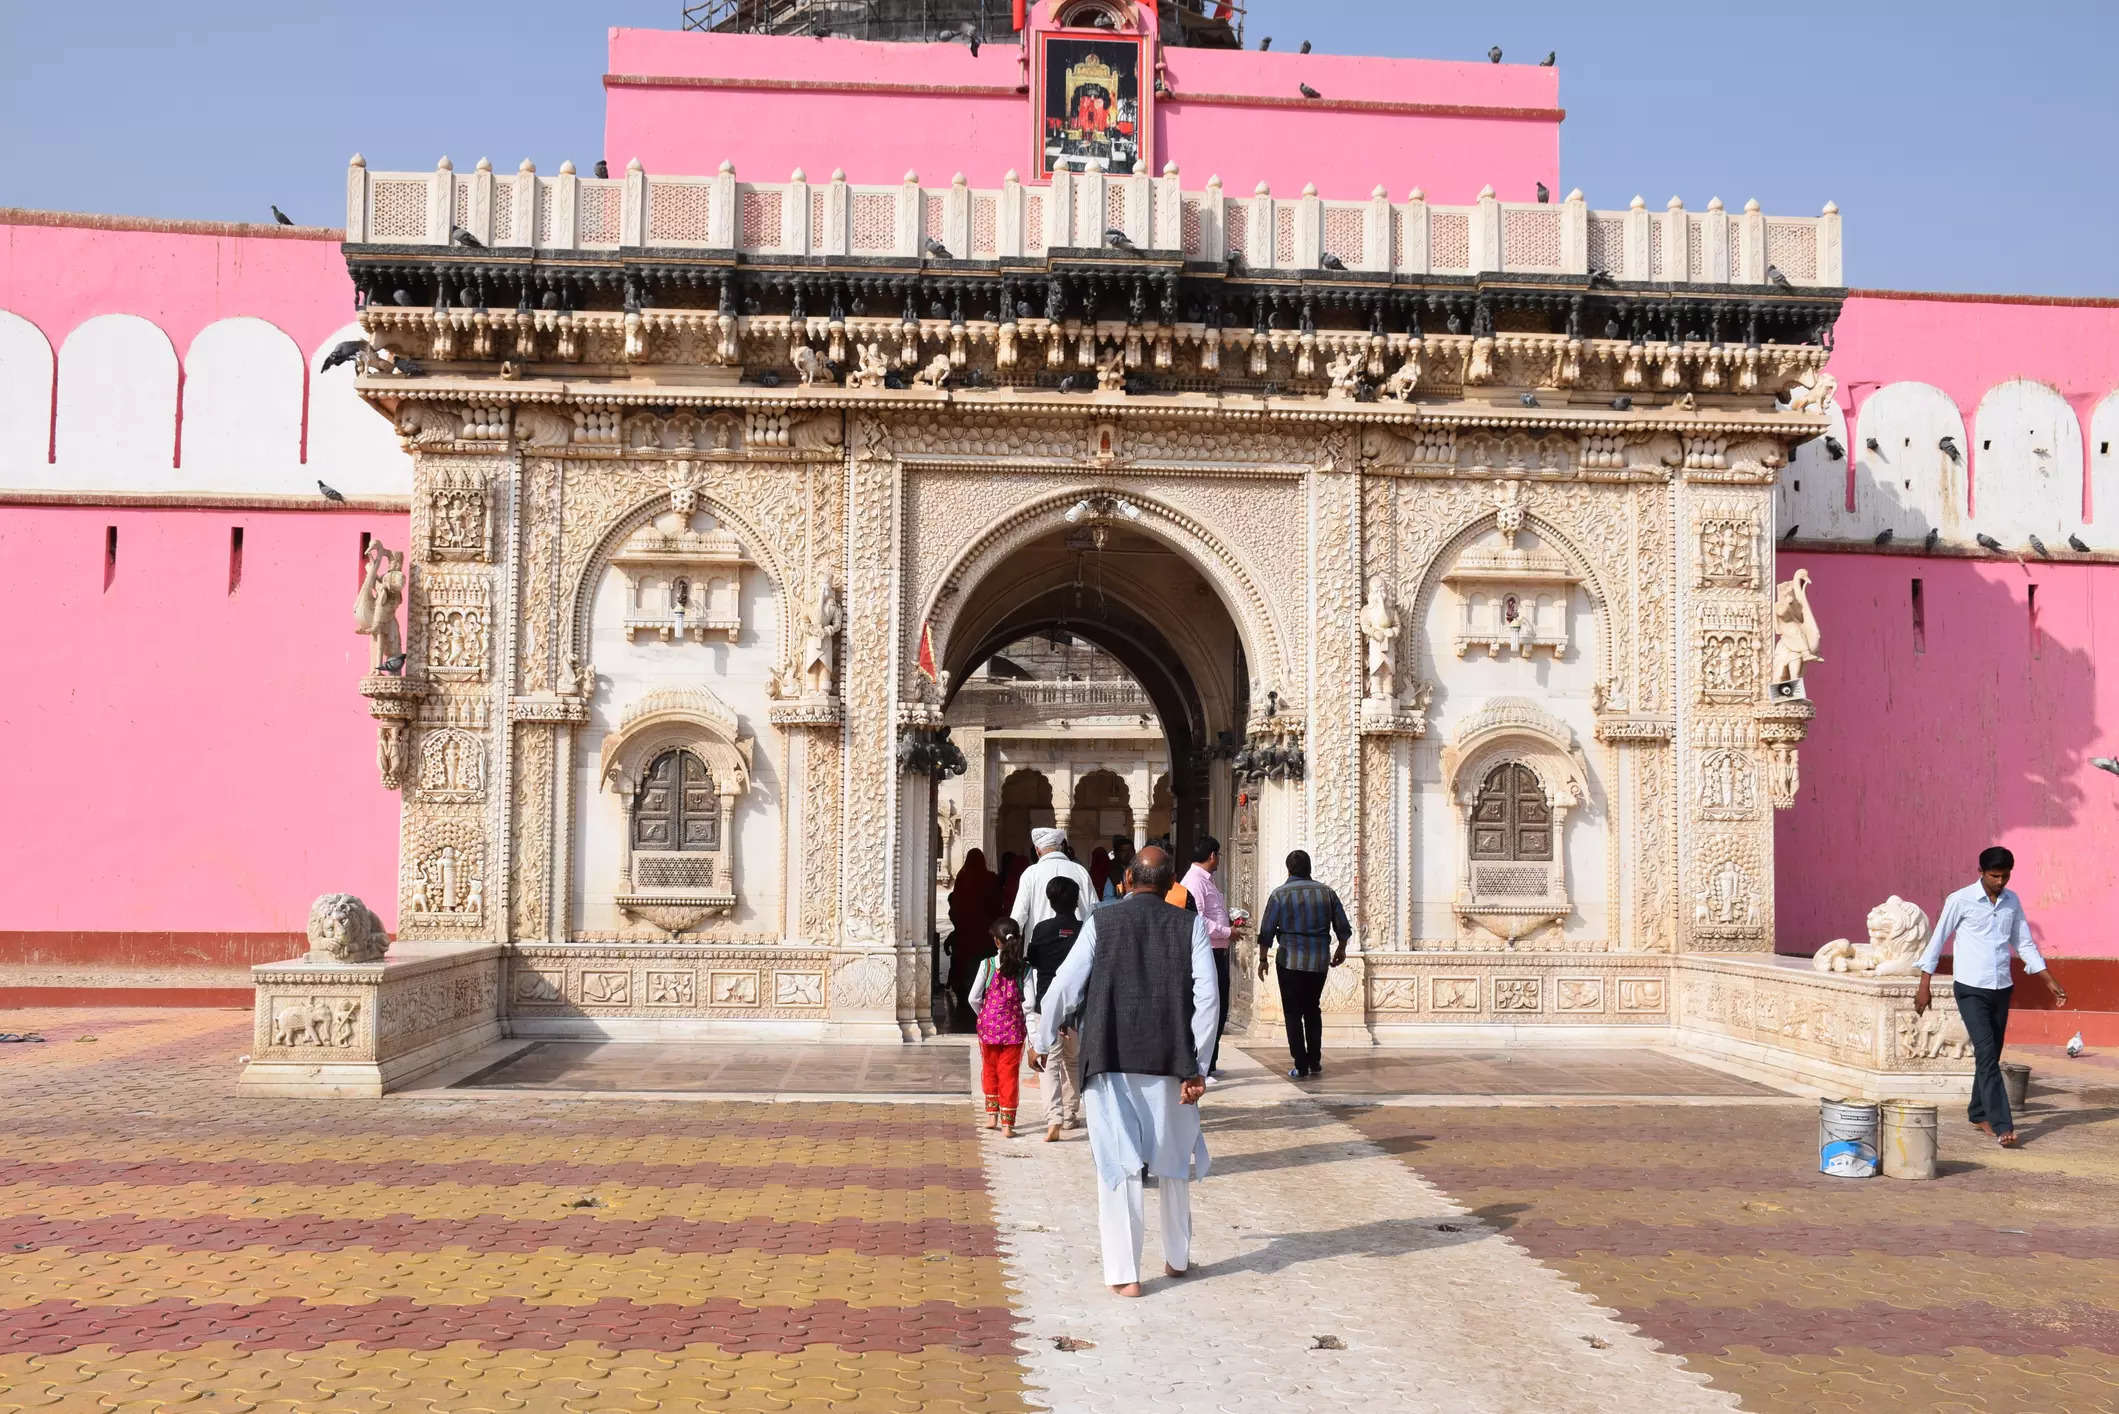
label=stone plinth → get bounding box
[238,942,503,1098]
[1673,953,1974,1099]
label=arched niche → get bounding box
[2087,390,2119,538]
[55,314,177,488]
[1438,696,1590,946]
[1775,395,1852,541]
[1972,379,2081,546]
[598,686,755,935]
[183,318,303,490]
[308,322,412,496]
[1845,381,1966,545]
[0,311,54,482]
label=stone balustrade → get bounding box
[345,156,1843,287]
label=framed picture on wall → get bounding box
[1033,30,1153,179]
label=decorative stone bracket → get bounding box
[359,674,430,791]
[1757,697,1815,810]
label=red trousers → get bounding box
[979,1042,1023,1116]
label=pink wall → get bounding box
[602,29,1559,202]
[0,506,406,933]
[1773,549,2119,957]
[0,212,353,363]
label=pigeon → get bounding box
[1260,36,1272,51]
[1939,435,1961,461]
[540,290,562,310]
[1535,182,1550,204]
[391,289,416,307]
[378,653,406,675]
[1610,395,1632,411]
[1977,532,2004,552]
[1925,527,1941,553]
[451,226,482,248]
[2093,759,2119,778]
[1299,83,1321,99]
[1781,523,1799,542]
[756,370,782,388]
[1224,251,1243,275]
[1057,373,1083,393]
[1874,528,1894,546]
[594,159,609,178]
[388,354,424,377]
[1319,252,1347,271]
[271,204,295,226]
[2070,534,2091,553]
[1519,392,1538,407]
[2029,534,2051,559]
[1299,40,1312,54]
[1104,227,1139,253]
[318,480,346,503]
[1541,51,1556,66]
[319,338,367,373]
[1824,435,1845,460]
[1865,436,1881,453]
[925,236,952,259]
[1488,46,1503,63]
[2067,1031,2086,1056]
[1766,264,1792,288]
[1589,269,1616,288]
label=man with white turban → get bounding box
[1012,825,1099,938]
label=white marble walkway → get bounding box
[977,1044,1736,1414]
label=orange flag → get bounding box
[916,622,940,684]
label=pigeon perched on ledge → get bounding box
[1976,533,2004,553]
[319,339,367,373]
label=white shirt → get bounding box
[1918,881,2046,991]
[1011,851,1099,938]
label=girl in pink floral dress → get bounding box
[969,919,1029,1136]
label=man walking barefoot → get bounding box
[1914,846,2067,1148]
[1032,847,1218,1296]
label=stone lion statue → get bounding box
[306,893,390,965]
[1812,895,1929,977]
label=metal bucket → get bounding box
[2003,1062,2030,1108]
[1879,1100,1938,1180]
[1818,1098,1880,1178]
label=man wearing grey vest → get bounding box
[1032,845,1219,1297]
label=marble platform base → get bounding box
[1672,953,1974,1100]
[238,943,504,1098]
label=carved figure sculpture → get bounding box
[376,719,410,791]
[353,542,404,670]
[1359,575,1399,702]
[1096,346,1126,392]
[306,892,390,964]
[1897,1006,1973,1061]
[849,342,891,390]
[1770,568,1823,687]
[271,1000,334,1047]
[791,345,828,386]
[1380,351,1421,400]
[1813,896,1931,977]
[1785,368,1837,416]
[331,998,362,1046]
[936,798,962,883]
[513,406,573,448]
[799,581,842,697]
[912,353,953,389]
[1326,350,1362,401]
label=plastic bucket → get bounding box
[1879,1100,1938,1180]
[2003,1062,2030,1108]
[1818,1098,1879,1178]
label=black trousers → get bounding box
[1954,981,2014,1134]
[1207,947,1232,1073]
[1277,964,1328,1073]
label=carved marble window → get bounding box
[1441,698,1587,947]
[600,687,755,936]
[631,749,721,853]
[1469,763,1552,863]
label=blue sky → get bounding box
[4,1,2114,295]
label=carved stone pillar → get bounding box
[1310,444,1373,1045]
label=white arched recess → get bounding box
[1844,381,1966,545]
[2087,391,2119,546]
[0,311,55,486]
[182,318,304,491]
[1774,397,1851,541]
[308,322,414,497]
[54,314,177,489]
[1972,379,2081,547]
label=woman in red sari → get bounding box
[946,848,1000,1030]
[1087,846,1112,902]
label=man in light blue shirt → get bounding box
[1913,846,2068,1147]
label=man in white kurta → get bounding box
[1012,826,1099,937]
[1032,846,1219,1296]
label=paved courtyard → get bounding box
[4,1009,2118,1411]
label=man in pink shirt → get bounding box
[1181,836,1235,1082]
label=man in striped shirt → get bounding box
[1253,850,1351,1080]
